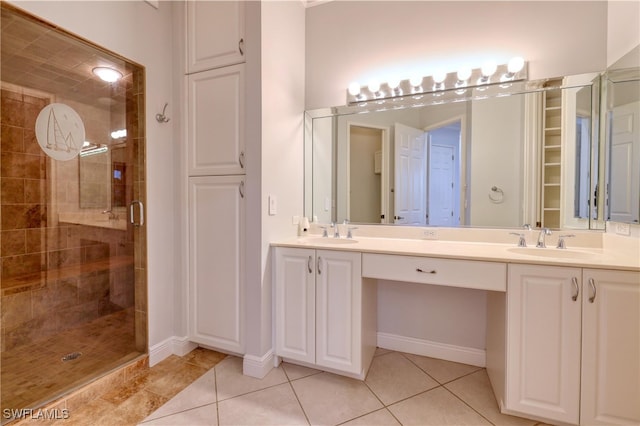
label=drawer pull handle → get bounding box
[416,268,436,274]
[571,277,579,301]
[318,257,322,275]
[307,256,313,273]
[588,278,597,303]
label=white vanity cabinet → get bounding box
[188,175,245,354]
[186,1,245,73]
[505,264,582,424]
[503,264,640,425]
[274,247,375,377]
[580,268,640,425]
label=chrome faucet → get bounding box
[330,222,340,238]
[509,232,527,247]
[556,234,575,249]
[536,228,552,248]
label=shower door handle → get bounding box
[130,200,144,227]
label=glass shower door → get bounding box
[0,4,147,420]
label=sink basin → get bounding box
[507,247,597,260]
[299,237,358,245]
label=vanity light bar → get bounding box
[79,145,108,157]
[346,58,527,105]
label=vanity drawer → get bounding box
[362,253,506,291]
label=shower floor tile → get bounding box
[1,308,139,414]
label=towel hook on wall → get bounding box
[155,103,170,123]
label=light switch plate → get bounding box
[268,195,277,216]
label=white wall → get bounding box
[10,1,178,351]
[249,0,306,359]
[306,1,608,109]
[607,1,640,67]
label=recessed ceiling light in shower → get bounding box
[92,66,123,83]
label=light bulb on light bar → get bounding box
[348,82,361,96]
[409,76,423,88]
[457,67,472,82]
[481,61,497,79]
[368,80,381,93]
[501,56,526,82]
[508,56,525,74]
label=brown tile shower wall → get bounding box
[1,87,135,352]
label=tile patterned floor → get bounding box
[1,308,140,413]
[139,349,546,426]
[8,348,226,426]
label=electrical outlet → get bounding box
[615,222,631,235]
[423,229,438,240]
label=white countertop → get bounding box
[273,234,640,272]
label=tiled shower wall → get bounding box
[0,87,134,352]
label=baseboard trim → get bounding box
[243,349,274,379]
[377,332,485,367]
[148,336,198,367]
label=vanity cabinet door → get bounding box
[506,264,582,425]
[188,65,245,177]
[186,1,245,73]
[274,247,316,364]
[315,250,363,375]
[581,269,640,426]
[188,176,245,354]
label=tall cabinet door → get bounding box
[316,250,362,374]
[506,264,582,425]
[186,1,245,73]
[581,269,640,425]
[188,65,245,176]
[189,175,245,353]
[274,247,316,364]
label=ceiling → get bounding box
[1,4,136,111]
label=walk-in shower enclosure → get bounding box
[1,4,147,420]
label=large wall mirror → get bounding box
[602,50,640,225]
[305,72,604,230]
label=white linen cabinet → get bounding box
[185,2,246,354]
[502,264,640,425]
[274,247,376,378]
[186,1,245,73]
[188,176,245,353]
